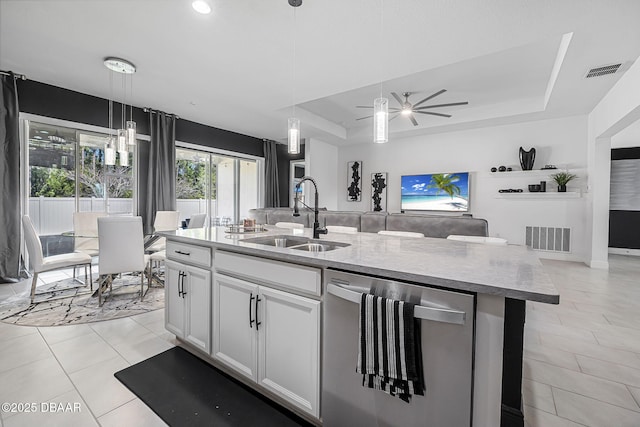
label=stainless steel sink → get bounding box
[240,235,349,252]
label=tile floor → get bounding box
[0,255,639,426]
[0,269,173,427]
[523,255,640,427]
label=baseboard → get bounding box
[609,247,640,256]
[588,259,610,270]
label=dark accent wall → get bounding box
[276,143,305,207]
[16,79,263,158]
[609,147,640,249]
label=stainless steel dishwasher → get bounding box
[323,269,475,427]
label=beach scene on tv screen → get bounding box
[401,172,469,212]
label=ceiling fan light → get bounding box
[401,108,412,116]
[373,97,388,144]
[288,118,300,154]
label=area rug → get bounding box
[115,347,312,427]
[0,274,164,326]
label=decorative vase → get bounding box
[558,184,567,192]
[519,147,536,171]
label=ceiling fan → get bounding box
[356,89,468,126]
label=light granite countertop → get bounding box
[162,226,559,304]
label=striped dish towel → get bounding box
[356,293,425,403]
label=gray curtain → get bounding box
[138,111,176,235]
[0,72,22,281]
[263,139,280,208]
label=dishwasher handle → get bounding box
[327,283,466,325]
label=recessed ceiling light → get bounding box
[192,1,211,14]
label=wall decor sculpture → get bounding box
[371,172,388,211]
[347,161,362,202]
[519,146,536,171]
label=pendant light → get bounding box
[104,57,136,166]
[105,68,116,166]
[372,0,388,144]
[287,0,302,154]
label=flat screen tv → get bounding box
[401,172,470,212]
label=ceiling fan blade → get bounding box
[389,107,401,112]
[356,115,373,121]
[355,105,373,108]
[389,113,400,122]
[415,101,469,109]
[412,89,447,108]
[409,114,419,126]
[390,92,404,106]
[415,111,452,118]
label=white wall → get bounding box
[338,115,589,262]
[587,59,640,268]
[305,138,339,210]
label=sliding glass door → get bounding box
[25,119,136,255]
[176,147,259,226]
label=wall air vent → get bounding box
[585,64,622,78]
[525,226,571,252]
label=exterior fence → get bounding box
[28,197,210,235]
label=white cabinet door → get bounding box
[165,260,185,338]
[212,273,259,381]
[185,266,212,353]
[257,286,321,418]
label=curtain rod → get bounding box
[143,107,179,119]
[0,70,27,80]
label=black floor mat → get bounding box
[115,347,313,427]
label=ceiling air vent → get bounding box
[585,63,622,78]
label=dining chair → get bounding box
[148,250,166,287]
[187,213,207,229]
[97,216,149,306]
[378,230,425,238]
[447,235,508,245]
[326,225,358,234]
[22,215,93,303]
[73,211,107,257]
[147,210,180,253]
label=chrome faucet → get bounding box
[293,176,327,239]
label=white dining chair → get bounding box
[147,210,180,253]
[275,222,304,229]
[378,230,425,238]
[187,213,207,229]
[447,235,508,245]
[326,225,358,234]
[98,216,149,306]
[148,250,166,287]
[22,215,93,303]
[73,211,107,257]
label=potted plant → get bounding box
[550,171,576,192]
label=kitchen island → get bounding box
[161,226,559,426]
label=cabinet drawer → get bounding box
[166,240,212,268]
[215,251,321,296]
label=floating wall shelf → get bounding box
[495,192,582,199]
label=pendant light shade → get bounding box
[373,97,388,144]
[117,129,127,152]
[118,150,129,167]
[126,120,136,146]
[288,118,300,154]
[105,138,116,166]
